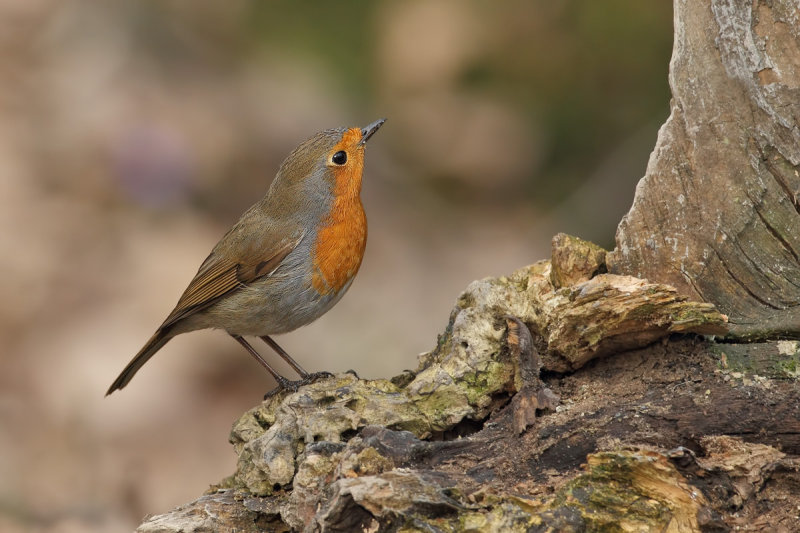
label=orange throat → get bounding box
[311,127,368,295]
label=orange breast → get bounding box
[311,200,367,295]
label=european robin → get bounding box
[107,119,386,396]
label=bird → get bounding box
[106,118,386,397]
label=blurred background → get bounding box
[0,1,672,531]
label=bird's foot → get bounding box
[263,371,335,400]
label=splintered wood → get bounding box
[528,234,728,372]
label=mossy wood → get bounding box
[136,235,798,532]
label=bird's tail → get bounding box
[106,328,173,396]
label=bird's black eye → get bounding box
[332,151,347,165]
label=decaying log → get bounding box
[607,0,800,339]
[135,235,799,532]
[224,234,724,498]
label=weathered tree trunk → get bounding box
[134,1,800,532]
[607,0,800,339]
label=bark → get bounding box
[607,0,800,339]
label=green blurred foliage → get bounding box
[246,1,378,99]
[242,0,673,205]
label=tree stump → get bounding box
[607,0,800,339]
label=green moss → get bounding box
[458,291,478,310]
[545,451,696,531]
[460,363,512,405]
[395,498,542,533]
[669,305,722,327]
[776,357,800,378]
[711,342,800,379]
[628,303,656,318]
[412,387,471,431]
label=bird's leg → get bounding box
[233,335,333,398]
[259,335,334,384]
[259,335,309,377]
[231,335,295,393]
[260,335,333,390]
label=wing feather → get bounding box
[159,233,302,329]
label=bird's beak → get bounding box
[359,118,386,146]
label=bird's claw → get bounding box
[263,371,335,400]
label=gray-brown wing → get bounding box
[159,233,302,330]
